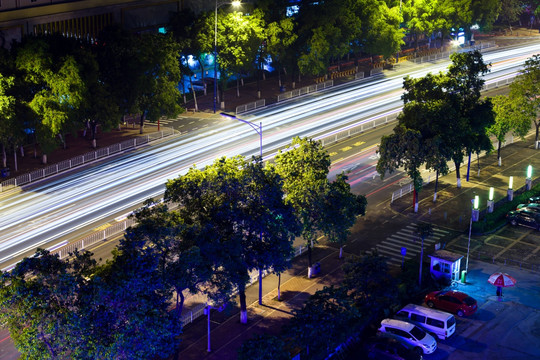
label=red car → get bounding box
[425,290,477,317]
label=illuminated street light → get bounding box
[508,176,514,201]
[526,165,532,190]
[214,0,241,113]
[487,187,494,213]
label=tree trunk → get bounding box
[413,188,419,213]
[139,113,145,134]
[277,273,281,301]
[20,145,24,157]
[190,77,198,112]
[91,120,98,149]
[1,143,5,168]
[433,170,439,202]
[307,243,313,278]
[42,154,47,165]
[239,288,247,324]
[477,152,481,176]
[236,77,240,98]
[455,161,461,188]
[176,289,185,318]
[13,144,17,172]
[258,268,263,305]
[498,140,502,166]
[339,246,343,259]
[58,133,66,149]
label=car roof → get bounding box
[399,303,454,318]
[381,318,415,331]
[438,290,469,299]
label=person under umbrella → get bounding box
[488,272,517,298]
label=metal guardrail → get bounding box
[410,41,496,64]
[236,99,265,115]
[277,80,334,102]
[318,109,401,147]
[0,127,176,192]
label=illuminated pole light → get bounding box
[508,176,514,201]
[472,196,479,222]
[487,187,494,213]
[526,165,532,190]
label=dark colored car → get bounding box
[516,203,540,213]
[507,209,540,230]
[425,290,477,317]
[365,336,423,360]
[529,196,540,204]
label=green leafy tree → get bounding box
[377,124,425,212]
[446,50,494,187]
[0,73,16,168]
[509,54,540,147]
[498,0,523,33]
[272,137,331,278]
[365,2,405,58]
[237,334,290,360]
[165,156,299,323]
[284,286,359,359]
[0,249,95,359]
[265,17,298,86]
[14,36,85,163]
[470,0,501,33]
[489,95,532,166]
[88,237,181,360]
[320,173,367,258]
[127,200,212,317]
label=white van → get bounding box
[378,318,437,355]
[395,304,456,340]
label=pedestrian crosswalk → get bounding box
[368,223,450,267]
[144,118,177,126]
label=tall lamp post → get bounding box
[214,1,241,113]
[221,112,264,307]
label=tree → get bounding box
[342,252,400,319]
[445,50,494,187]
[272,137,331,278]
[88,238,182,360]
[489,95,531,166]
[165,156,299,324]
[469,0,501,33]
[509,54,540,148]
[284,286,359,359]
[320,173,367,258]
[377,124,425,212]
[14,36,85,163]
[0,249,95,359]
[127,200,212,317]
[0,73,16,169]
[265,17,298,86]
[498,0,523,33]
[237,334,290,360]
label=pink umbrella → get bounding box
[488,272,517,287]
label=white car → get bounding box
[378,318,437,355]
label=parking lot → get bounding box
[421,224,540,360]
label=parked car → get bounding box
[365,336,423,360]
[425,290,477,317]
[506,209,540,230]
[395,303,456,339]
[529,196,540,204]
[516,203,540,213]
[378,318,437,355]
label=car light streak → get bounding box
[0,42,538,266]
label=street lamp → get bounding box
[214,0,241,113]
[220,112,262,159]
[221,112,264,307]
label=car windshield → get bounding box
[410,326,427,340]
[463,296,476,305]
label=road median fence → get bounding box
[277,80,334,103]
[0,127,176,193]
